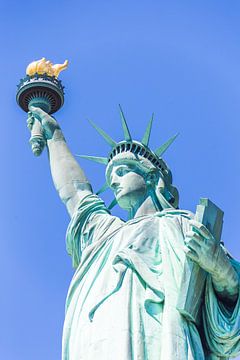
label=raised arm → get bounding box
[28,106,92,217]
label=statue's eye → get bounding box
[117,168,129,177]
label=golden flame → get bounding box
[26,58,68,78]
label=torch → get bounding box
[16,58,68,156]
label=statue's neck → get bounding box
[130,194,162,219]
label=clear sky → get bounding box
[1,0,240,359]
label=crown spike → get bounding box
[108,198,118,210]
[76,155,108,165]
[119,104,132,141]
[88,119,116,148]
[96,182,109,195]
[155,133,179,157]
[142,113,154,146]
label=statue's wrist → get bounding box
[211,247,238,295]
[47,128,66,143]
[211,246,228,280]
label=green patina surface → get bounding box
[23,104,240,359]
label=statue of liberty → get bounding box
[27,104,240,360]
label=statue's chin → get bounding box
[116,193,132,211]
[116,189,148,211]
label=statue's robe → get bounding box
[62,194,240,360]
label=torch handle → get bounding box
[29,116,46,156]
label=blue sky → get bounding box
[1,1,240,359]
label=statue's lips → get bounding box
[115,187,123,197]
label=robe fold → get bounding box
[62,194,240,360]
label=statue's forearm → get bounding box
[47,129,92,215]
[211,247,239,305]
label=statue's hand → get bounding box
[184,219,222,276]
[28,106,61,140]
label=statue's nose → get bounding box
[110,173,120,190]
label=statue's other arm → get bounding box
[209,247,239,303]
[184,220,239,305]
[28,107,92,217]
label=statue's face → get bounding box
[109,164,148,210]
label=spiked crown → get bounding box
[77,106,178,209]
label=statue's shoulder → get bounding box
[156,208,194,220]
